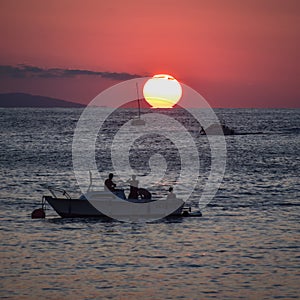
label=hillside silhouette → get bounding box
[0,93,85,108]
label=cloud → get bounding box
[0,64,144,80]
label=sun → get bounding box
[143,74,182,108]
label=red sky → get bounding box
[0,0,299,107]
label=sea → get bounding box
[0,107,299,300]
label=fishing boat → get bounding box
[31,186,201,220]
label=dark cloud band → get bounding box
[0,65,143,80]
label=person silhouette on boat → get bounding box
[167,186,176,200]
[138,188,152,200]
[104,173,116,192]
[104,173,126,199]
[127,175,139,199]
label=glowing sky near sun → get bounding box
[0,0,299,107]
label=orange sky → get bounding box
[0,0,299,107]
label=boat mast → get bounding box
[136,83,141,119]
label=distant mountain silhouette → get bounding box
[0,93,85,108]
[0,93,182,109]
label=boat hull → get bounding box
[44,195,186,220]
[45,196,108,218]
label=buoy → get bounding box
[31,208,46,219]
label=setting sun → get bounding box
[143,74,182,108]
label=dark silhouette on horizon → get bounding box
[0,93,185,109]
[0,93,85,108]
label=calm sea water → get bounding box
[0,108,299,299]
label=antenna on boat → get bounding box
[136,82,141,119]
[131,82,146,125]
[87,170,93,192]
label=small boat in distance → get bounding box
[131,116,146,126]
[131,83,146,126]
[200,122,235,136]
